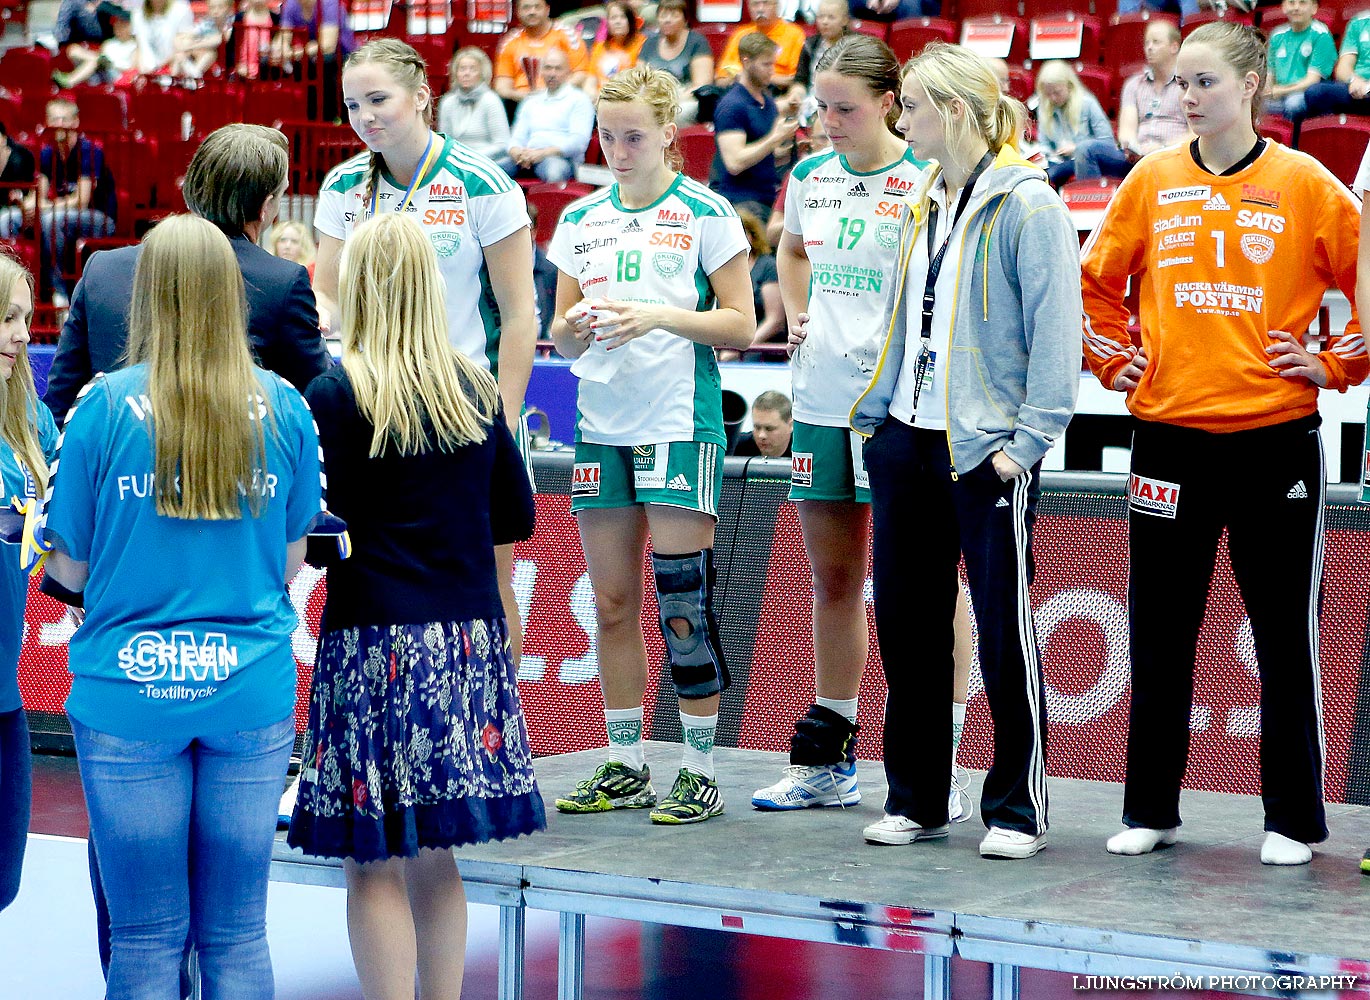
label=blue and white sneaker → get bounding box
[752,762,860,810]
[278,773,299,828]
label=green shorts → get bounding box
[571,441,723,518]
[789,421,870,504]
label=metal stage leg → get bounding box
[558,912,586,1000]
[992,963,1021,1000]
[498,905,525,1000]
[923,955,951,1000]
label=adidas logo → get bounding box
[667,474,691,491]
[1203,192,1231,211]
[995,497,1010,508]
[1287,480,1308,499]
[846,181,869,197]
[623,219,643,233]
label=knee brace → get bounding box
[651,548,730,700]
[790,704,859,766]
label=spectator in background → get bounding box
[175,0,237,78]
[1035,60,1114,187]
[637,0,713,122]
[233,0,279,79]
[740,207,784,349]
[1116,0,1199,19]
[525,203,558,340]
[716,0,806,89]
[27,99,117,309]
[56,4,136,87]
[264,219,316,280]
[52,0,107,90]
[500,48,596,182]
[1265,0,1336,124]
[132,0,195,74]
[585,0,645,97]
[279,0,357,120]
[495,0,591,103]
[849,0,941,21]
[439,47,513,162]
[0,123,35,227]
[732,390,793,457]
[795,0,851,96]
[1303,5,1370,117]
[710,33,798,222]
[1074,20,1186,179]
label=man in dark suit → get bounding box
[44,123,331,425]
[732,389,793,458]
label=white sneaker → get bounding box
[1106,826,1178,856]
[979,826,1046,859]
[278,772,300,827]
[752,762,860,810]
[949,766,972,823]
[863,813,949,845]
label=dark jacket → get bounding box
[44,234,332,424]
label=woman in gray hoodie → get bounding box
[849,42,1082,861]
[438,47,513,163]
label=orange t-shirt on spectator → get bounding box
[495,23,590,94]
[716,19,806,80]
[589,34,644,86]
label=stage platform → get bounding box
[270,745,1370,1000]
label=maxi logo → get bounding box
[1128,474,1180,518]
[572,463,600,496]
[118,630,238,683]
[792,453,813,487]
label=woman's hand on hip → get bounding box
[1266,329,1328,387]
[1112,347,1148,392]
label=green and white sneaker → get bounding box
[1361,848,1370,875]
[555,761,657,813]
[650,768,725,825]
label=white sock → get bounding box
[1106,827,1179,855]
[951,701,966,765]
[604,707,645,771]
[816,695,858,723]
[1261,832,1313,866]
[679,710,717,779]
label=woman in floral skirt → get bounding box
[288,213,544,1000]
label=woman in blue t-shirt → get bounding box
[288,214,542,998]
[44,214,323,998]
[0,251,57,913]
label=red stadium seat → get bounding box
[277,120,366,198]
[1007,65,1034,102]
[74,88,127,131]
[956,0,1025,19]
[1180,6,1254,39]
[242,80,310,126]
[1297,114,1370,188]
[187,78,245,137]
[676,123,716,183]
[1029,12,1103,63]
[127,85,188,138]
[1073,63,1116,114]
[888,17,958,61]
[960,15,1030,66]
[849,17,888,40]
[1023,0,1107,18]
[1105,11,1179,76]
[695,21,737,61]
[525,181,595,245]
[1259,116,1294,147]
[0,47,51,96]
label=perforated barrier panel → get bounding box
[18,454,1370,805]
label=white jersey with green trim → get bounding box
[315,133,530,375]
[785,148,928,426]
[547,174,748,448]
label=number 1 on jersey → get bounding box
[1210,230,1225,269]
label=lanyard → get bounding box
[368,131,440,219]
[911,151,993,410]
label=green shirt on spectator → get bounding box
[1268,21,1337,86]
[1338,13,1370,81]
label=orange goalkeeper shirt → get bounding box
[1081,141,1365,432]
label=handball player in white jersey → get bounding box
[755,33,975,820]
[313,38,538,668]
[548,65,754,824]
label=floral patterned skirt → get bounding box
[287,618,546,863]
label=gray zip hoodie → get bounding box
[850,144,1082,477]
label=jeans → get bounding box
[1074,139,1135,180]
[0,708,30,912]
[1264,92,1308,122]
[1304,80,1370,119]
[45,207,115,298]
[497,153,577,183]
[71,714,295,1000]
